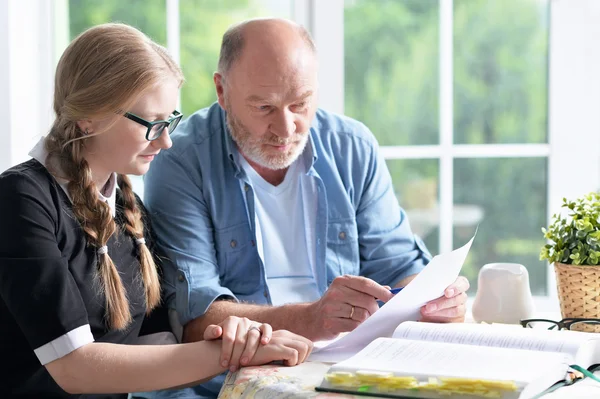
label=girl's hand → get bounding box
[203,316,272,372]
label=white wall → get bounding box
[544,0,600,296]
[0,0,55,173]
[0,0,12,172]
[548,0,600,216]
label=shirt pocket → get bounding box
[214,222,259,295]
[326,218,359,277]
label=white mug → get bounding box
[472,263,535,324]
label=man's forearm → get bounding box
[182,300,316,342]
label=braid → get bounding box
[117,174,161,313]
[46,123,132,330]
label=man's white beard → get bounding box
[226,109,309,170]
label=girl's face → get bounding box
[81,77,179,183]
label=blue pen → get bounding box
[377,287,403,307]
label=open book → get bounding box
[316,321,600,399]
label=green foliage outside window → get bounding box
[344,0,549,294]
[69,0,167,44]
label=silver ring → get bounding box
[248,325,262,334]
[349,306,355,320]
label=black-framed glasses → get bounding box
[123,110,183,141]
[521,318,600,332]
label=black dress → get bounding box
[0,159,170,398]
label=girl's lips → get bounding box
[139,153,158,161]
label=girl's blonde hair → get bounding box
[45,23,184,330]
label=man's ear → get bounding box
[76,119,93,134]
[214,72,226,109]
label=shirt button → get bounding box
[178,274,185,282]
[230,240,237,248]
[251,240,256,247]
[244,184,249,192]
[339,231,347,240]
[263,290,268,298]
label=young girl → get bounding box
[0,23,312,398]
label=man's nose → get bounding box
[270,109,296,138]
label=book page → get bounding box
[329,338,569,391]
[392,321,598,365]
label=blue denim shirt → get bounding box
[142,103,431,398]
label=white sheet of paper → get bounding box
[308,233,476,362]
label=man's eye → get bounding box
[257,105,271,111]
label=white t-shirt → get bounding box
[239,155,320,306]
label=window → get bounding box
[68,0,168,44]
[343,0,550,294]
[3,0,600,303]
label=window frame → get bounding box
[2,0,600,309]
[308,0,600,307]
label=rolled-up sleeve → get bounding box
[144,149,237,326]
[355,127,432,287]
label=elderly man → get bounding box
[144,18,469,398]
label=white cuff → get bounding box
[34,324,94,365]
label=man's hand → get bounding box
[420,276,470,323]
[305,275,393,341]
[247,330,313,367]
[203,316,272,372]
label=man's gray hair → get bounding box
[217,19,317,78]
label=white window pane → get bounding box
[344,0,439,146]
[388,159,440,254]
[454,157,548,295]
[69,0,167,44]
[453,0,549,144]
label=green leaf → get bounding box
[543,191,600,265]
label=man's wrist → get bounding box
[275,302,313,338]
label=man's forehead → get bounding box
[231,67,317,97]
[244,87,314,103]
[233,41,317,75]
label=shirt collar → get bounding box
[221,108,240,173]
[28,136,117,217]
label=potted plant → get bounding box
[540,192,600,331]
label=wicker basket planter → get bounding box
[554,262,600,332]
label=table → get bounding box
[218,361,600,399]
